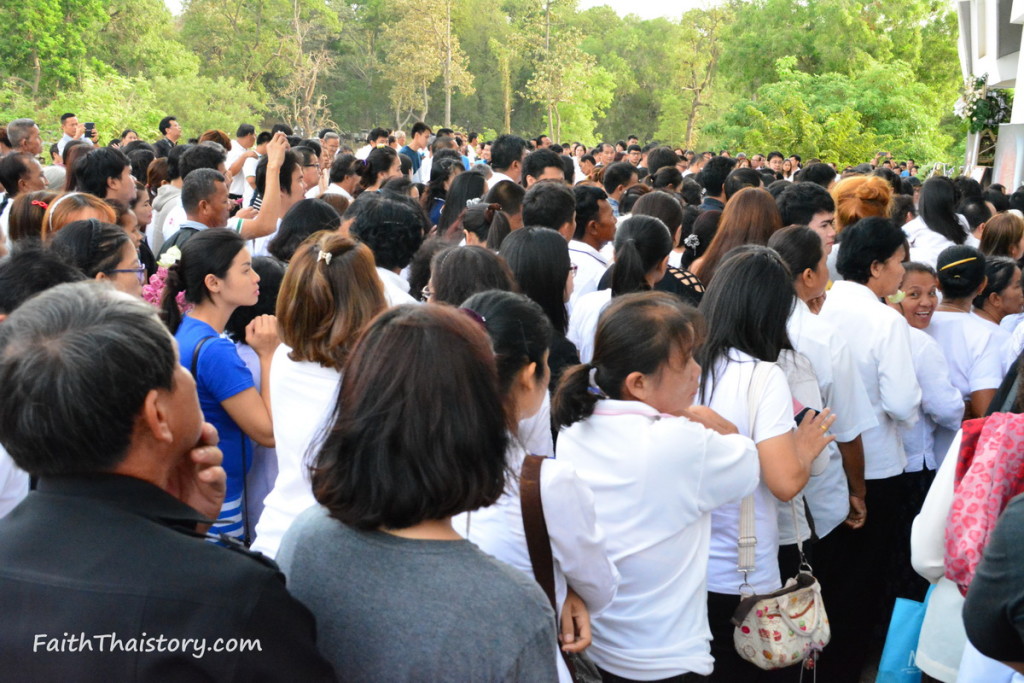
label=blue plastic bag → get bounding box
[876,586,935,683]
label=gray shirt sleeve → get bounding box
[503,619,559,682]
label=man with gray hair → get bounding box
[159,168,230,256]
[319,130,339,168]
[6,119,42,157]
[0,281,335,679]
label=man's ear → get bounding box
[141,388,173,444]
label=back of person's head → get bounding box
[461,290,552,415]
[461,202,511,249]
[697,156,737,198]
[165,144,189,181]
[181,168,225,215]
[126,149,155,187]
[522,180,575,231]
[957,196,992,232]
[695,187,783,286]
[646,147,681,177]
[491,134,528,172]
[677,204,700,249]
[381,175,415,198]
[831,175,893,233]
[355,146,398,191]
[890,194,917,226]
[682,209,720,269]
[41,192,117,238]
[522,148,565,183]
[836,217,907,284]
[179,143,226,179]
[936,244,987,299]
[0,240,84,315]
[224,256,285,343]
[437,171,487,239]
[980,212,1024,258]
[601,162,637,195]
[73,148,130,198]
[776,182,835,226]
[954,176,983,201]
[160,228,246,333]
[798,162,837,188]
[268,199,341,263]
[697,246,794,401]
[679,177,702,206]
[312,304,510,529]
[767,225,823,282]
[329,154,358,184]
[620,184,651,214]
[8,190,57,242]
[631,190,684,234]
[610,215,673,296]
[50,219,130,279]
[0,281,175,475]
[919,176,965,244]
[277,233,385,369]
[500,226,571,334]
[552,291,702,428]
[985,188,1010,213]
[429,246,516,306]
[348,191,427,271]
[485,178,526,217]
[573,185,609,240]
[724,167,762,200]
[1010,189,1024,213]
[872,167,902,195]
[648,166,683,191]
[973,256,1019,309]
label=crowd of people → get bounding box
[3,113,1024,682]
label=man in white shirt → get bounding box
[568,186,616,311]
[56,113,94,156]
[488,134,529,188]
[242,131,272,208]
[521,148,565,187]
[355,127,389,161]
[225,124,257,201]
[348,192,426,306]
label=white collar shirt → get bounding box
[568,240,610,313]
[376,266,417,306]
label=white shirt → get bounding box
[226,140,250,196]
[0,444,28,519]
[323,184,354,202]
[568,240,610,313]
[0,202,11,241]
[376,266,417,306]
[903,214,978,267]
[488,170,516,187]
[355,144,372,160]
[785,298,878,538]
[518,392,554,457]
[57,133,92,156]
[926,312,1003,399]
[566,290,611,364]
[556,399,758,678]
[819,280,921,479]
[242,156,260,206]
[973,313,1012,375]
[161,201,187,243]
[250,217,281,258]
[702,352,796,595]
[903,327,965,472]
[251,346,342,559]
[454,444,620,683]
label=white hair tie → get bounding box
[317,250,333,265]
[684,234,700,249]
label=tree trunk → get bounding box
[444,0,452,127]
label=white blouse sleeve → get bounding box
[696,431,760,513]
[543,459,620,616]
[878,315,922,425]
[917,339,966,431]
[969,329,1006,393]
[911,432,960,581]
[753,364,797,443]
[825,336,879,442]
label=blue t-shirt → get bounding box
[429,197,445,226]
[398,145,421,174]
[175,316,255,540]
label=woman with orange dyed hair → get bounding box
[831,175,893,234]
[41,192,117,239]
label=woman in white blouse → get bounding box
[972,256,1022,371]
[554,291,763,681]
[696,246,836,681]
[903,177,978,267]
[454,290,618,683]
[250,232,387,558]
[819,216,922,683]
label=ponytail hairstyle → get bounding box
[609,215,673,296]
[49,219,130,279]
[936,244,986,299]
[973,256,1019,309]
[767,225,823,283]
[159,229,246,333]
[355,146,398,192]
[681,209,720,269]
[553,291,703,428]
[8,190,57,242]
[647,166,683,191]
[420,156,462,219]
[461,202,510,248]
[461,290,552,419]
[437,170,486,239]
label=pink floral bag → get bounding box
[944,413,1024,595]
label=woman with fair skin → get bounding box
[50,219,145,298]
[356,146,400,194]
[455,290,618,683]
[973,257,1024,344]
[161,229,279,542]
[697,246,836,681]
[41,192,117,238]
[979,212,1024,260]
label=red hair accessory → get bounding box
[31,200,49,209]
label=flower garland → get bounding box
[954,74,1013,134]
[142,246,192,314]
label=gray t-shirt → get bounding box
[277,505,559,682]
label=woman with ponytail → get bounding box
[354,146,400,195]
[252,231,386,558]
[160,228,279,543]
[553,291,759,681]
[567,215,673,363]
[905,176,977,267]
[420,155,463,227]
[460,201,511,250]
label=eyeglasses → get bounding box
[569,264,578,277]
[107,265,147,285]
[303,163,321,169]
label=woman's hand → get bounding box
[559,588,592,653]
[794,408,837,468]
[682,406,739,435]
[246,314,280,358]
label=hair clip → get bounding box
[588,367,608,399]
[458,307,487,328]
[684,234,700,249]
[466,197,483,206]
[31,200,49,209]
[939,256,977,271]
[317,250,333,265]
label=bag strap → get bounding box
[738,362,771,582]
[190,335,216,377]
[520,454,579,680]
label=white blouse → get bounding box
[903,214,978,268]
[568,240,610,314]
[819,281,921,479]
[567,289,612,364]
[556,399,758,679]
[903,327,965,472]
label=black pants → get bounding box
[598,667,707,683]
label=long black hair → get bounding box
[919,176,967,244]
[437,171,486,239]
[160,229,246,333]
[609,215,673,296]
[500,227,571,335]
[697,245,795,403]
